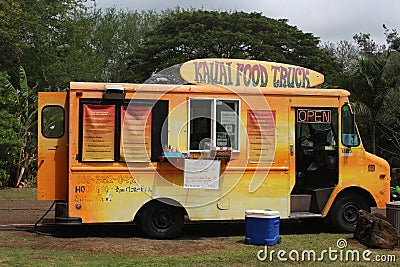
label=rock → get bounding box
[354,210,399,249]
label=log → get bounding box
[354,210,399,249]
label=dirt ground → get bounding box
[0,200,242,256]
[0,200,54,225]
[0,227,229,257]
[0,200,327,257]
[2,200,398,257]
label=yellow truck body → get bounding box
[38,59,390,238]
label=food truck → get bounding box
[38,58,390,238]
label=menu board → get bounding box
[120,105,152,162]
[183,159,220,189]
[82,104,115,161]
[247,110,276,163]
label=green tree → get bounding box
[86,7,163,82]
[124,10,338,83]
[0,2,163,186]
[19,3,162,88]
[350,52,396,154]
[17,0,89,90]
[325,27,400,163]
[0,0,25,76]
[0,67,37,186]
[350,30,400,157]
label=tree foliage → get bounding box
[0,67,37,186]
[124,10,339,83]
[85,7,165,83]
[0,0,25,76]
[0,1,163,185]
[13,0,88,90]
[325,26,400,166]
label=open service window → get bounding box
[78,99,168,162]
[189,98,240,151]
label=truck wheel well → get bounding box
[334,187,377,208]
[134,198,187,223]
[328,187,376,232]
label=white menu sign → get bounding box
[183,159,221,189]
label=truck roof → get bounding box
[69,82,350,98]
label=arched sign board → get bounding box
[180,58,324,88]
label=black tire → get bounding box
[329,194,370,232]
[139,201,184,239]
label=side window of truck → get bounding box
[341,104,360,147]
[189,98,240,151]
[41,105,65,138]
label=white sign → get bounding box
[220,111,237,125]
[183,159,220,189]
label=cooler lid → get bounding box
[245,210,280,218]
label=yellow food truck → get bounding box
[38,58,390,238]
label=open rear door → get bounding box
[38,92,68,200]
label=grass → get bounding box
[0,187,37,200]
[0,234,398,266]
[0,187,398,266]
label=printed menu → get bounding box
[120,105,152,162]
[82,104,115,161]
[247,110,276,163]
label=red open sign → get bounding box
[297,109,331,123]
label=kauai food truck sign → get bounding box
[180,58,324,88]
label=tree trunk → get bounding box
[371,124,376,155]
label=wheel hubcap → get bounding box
[342,203,359,224]
[153,209,173,229]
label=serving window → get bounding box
[189,98,240,151]
[78,99,168,162]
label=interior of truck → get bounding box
[291,108,339,215]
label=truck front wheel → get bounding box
[139,201,184,239]
[329,194,370,232]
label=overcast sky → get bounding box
[94,0,399,45]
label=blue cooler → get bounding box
[245,210,280,245]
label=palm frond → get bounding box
[352,101,371,118]
[0,74,20,107]
[19,66,28,92]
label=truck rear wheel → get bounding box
[329,194,370,232]
[139,201,184,239]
